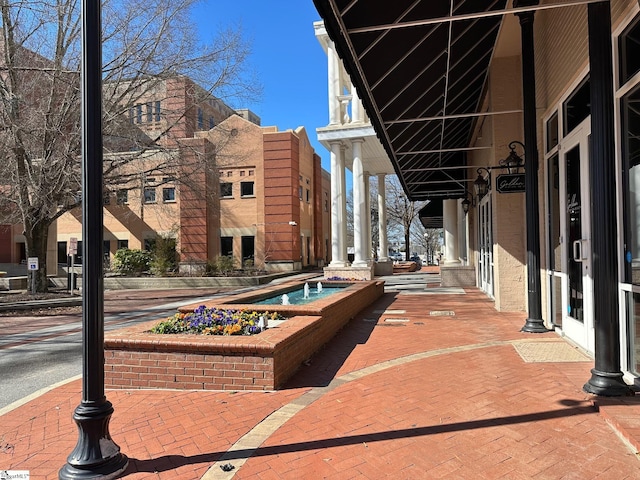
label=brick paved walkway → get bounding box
[1,276,639,479]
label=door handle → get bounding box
[573,239,587,262]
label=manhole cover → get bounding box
[429,311,455,316]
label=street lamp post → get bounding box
[59,0,128,477]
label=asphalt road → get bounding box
[0,288,239,410]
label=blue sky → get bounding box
[192,1,331,172]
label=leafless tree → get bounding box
[0,0,258,291]
[410,222,442,264]
[385,176,428,260]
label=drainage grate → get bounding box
[513,342,591,363]
[385,318,410,323]
[429,311,456,316]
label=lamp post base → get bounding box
[583,368,634,397]
[59,401,128,480]
[521,317,549,333]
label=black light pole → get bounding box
[59,0,129,476]
[515,0,547,333]
[583,1,632,396]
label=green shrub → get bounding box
[150,236,177,276]
[205,255,236,276]
[112,248,151,275]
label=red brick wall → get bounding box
[104,280,384,391]
[178,137,217,262]
[105,350,275,391]
[0,225,11,262]
[263,132,300,261]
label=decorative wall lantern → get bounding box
[501,140,525,173]
[461,196,471,214]
[473,167,490,198]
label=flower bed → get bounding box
[104,279,384,391]
[150,306,284,336]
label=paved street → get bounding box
[0,287,235,409]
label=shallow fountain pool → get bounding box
[253,283,346,305]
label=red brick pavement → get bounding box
[1,281,639,479]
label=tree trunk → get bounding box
[404,229,411,261]
[25,222,50,293]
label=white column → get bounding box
[352,139,367,267]
[329,141,349,267]
[364,172,372,263]
[339,145,349,264]
[351,83,364,123]
[443,199,460,265]
[328,40,341,126]
[377,174,389,262]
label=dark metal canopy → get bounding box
[313,0,508,201]
[418,199,444,229]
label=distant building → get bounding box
[2,74,331,273]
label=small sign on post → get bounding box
[67,238,78,294]
[68,237,78,255]
[28,257,39,294]
[27,257,39,271]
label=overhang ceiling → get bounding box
[313,0,512,201]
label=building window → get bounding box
[57,241,67,264]
[144,238,155,251]
[103,240,111,261]
[563,77,590,136]
[103,191,111,205]
[128,107,134,124]
[546,111,558,153]
[144,187,156,203]
[227,171,232,177]
[220,182,233,198]
[241,236,255,267]
[306,189,310,203]
[241,181,254,197]
[75,241,83,264]
[620,16,640,87]
[249,170,254,176]
[220,236,233,257]
[324,192,329,212]
[117,239,129,250]
[299,186,303,199]
[154,101,161,121]
[146,102,153,122]
[136,104,143,124]
[240,170,245,176]
[116,189,128,205]
[163,187,176,202]
[209,117,215,129]
[197,108,204,129]
[623,83,640,286]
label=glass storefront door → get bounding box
[560,124,594,352]
[478,195,493,297]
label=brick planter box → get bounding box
[104,280,384,391]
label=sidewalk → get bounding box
[1,275,640,479]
